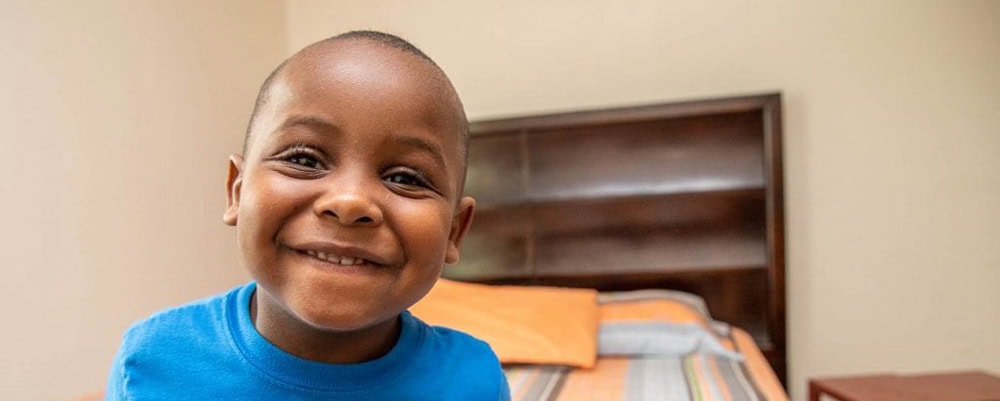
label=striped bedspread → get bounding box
[504,291,787,401]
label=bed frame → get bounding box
[443,93,786,385]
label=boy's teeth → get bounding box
[304,249,365,265]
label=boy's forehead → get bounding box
[254,39,465,147]
[287,40,447,91]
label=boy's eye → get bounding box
[384,170,430,188]
[286,154,322,169]
[275,144,325,170]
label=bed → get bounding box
[411,93,787,401]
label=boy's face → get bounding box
[223,40,474,336]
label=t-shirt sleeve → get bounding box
[105,329,133,401]
[497,366,511,401]
[479,339,511,401]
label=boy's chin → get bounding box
[295,307,402,335]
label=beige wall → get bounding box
[285,1,1000,401]
[0,1,285,400]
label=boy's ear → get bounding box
[444,196,476,265]
[222,154,244,226]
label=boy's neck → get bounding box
[249,290,403,364]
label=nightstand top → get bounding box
[809,371,1000,401]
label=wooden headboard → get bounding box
[443,93,786,384]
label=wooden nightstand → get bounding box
[809,371,1000,401]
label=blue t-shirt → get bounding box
[106,282,510,400]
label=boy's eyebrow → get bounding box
[274,115,337,134]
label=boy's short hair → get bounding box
[242,31,470,188]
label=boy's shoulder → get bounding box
[409,313,496,357]
[119,283,245,352]
[108,284,268,400]
[406,314,510,400]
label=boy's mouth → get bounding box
[285,241,391,268]
[301,249,370,266]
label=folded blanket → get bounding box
[410,279,600,368]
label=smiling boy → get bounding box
[106,31,510,400]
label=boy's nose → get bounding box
[313,188,384,226]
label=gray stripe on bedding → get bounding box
[719,357,758,401]
[710,321,732,337]
[519,366,568,401]
[694,355,726,401]
[600,322,744,360]
[625,357,692,401]
[505,367,532,397]
[730,333,769,401]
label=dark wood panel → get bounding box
[519,189,765,234]
[465,132,525,205]
[443,207,532,280]
[525,111,765,202]
[534,228,765,276]
[761,95,787,386]
[460,190,767,278]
